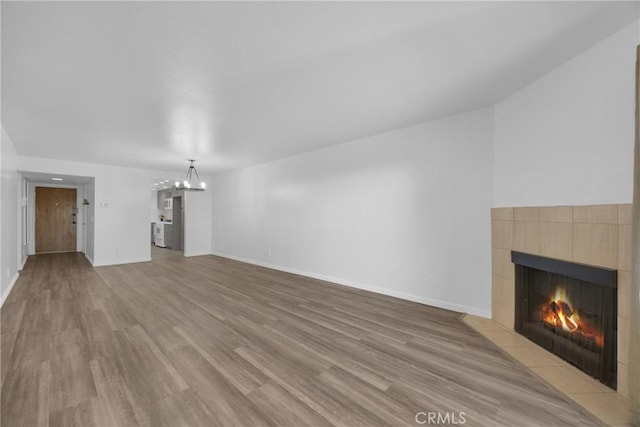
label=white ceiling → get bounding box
[2,2,638,175]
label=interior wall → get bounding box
[629,42,640,424]
[150,190,157,222]
[85,178,95,263]
[185,190,212,257]
[1,126,19,306]
[211,108,494,317]
[493,20,639,207]
[17,156,207,266]
[19,176,27,267]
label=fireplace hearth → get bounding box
[512,251,617,389]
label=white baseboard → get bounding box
[92,257,151,267]
[210,252,491,318]
[84,253,95,266]
[0,272,20,308]
[184,252,209,258]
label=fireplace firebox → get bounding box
[512,251,617,389]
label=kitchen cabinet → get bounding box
[157,189,184,210]
[157,189,173,210]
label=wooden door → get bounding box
[35,187,77,253]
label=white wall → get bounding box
[185,190,212,257]
[493,21,639,207]
[211,109,494,317]
[85,179,96,263]
[18,176,27,268]
[1,127,20,306]
[150,190,161,222]
[18,156,211,266]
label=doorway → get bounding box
[150,184,184,261]
[35,187,77,253]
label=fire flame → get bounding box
[541,285,604,348]
[549,287,579,332]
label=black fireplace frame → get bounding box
[511,251,617,389]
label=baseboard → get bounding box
[0,272,20,308]
[84,253,95,266]
[210,252,491,318]
[92,257,151,267]
[184,250,211,258]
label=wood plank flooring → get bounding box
[1,253,604,426]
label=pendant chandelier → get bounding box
[175,160,206,191]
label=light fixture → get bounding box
[174,159,205,191]
[51,177,63,181]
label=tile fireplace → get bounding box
[490,204,632,397]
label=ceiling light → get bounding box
[51,177,63,181]
[175,160,205,191]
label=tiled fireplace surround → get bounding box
[488,204,633,422]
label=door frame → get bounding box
[27,182,86,255]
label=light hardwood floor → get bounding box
[150,244,183,260]
[1,253,604,426]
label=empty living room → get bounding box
[1,1,640,426]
